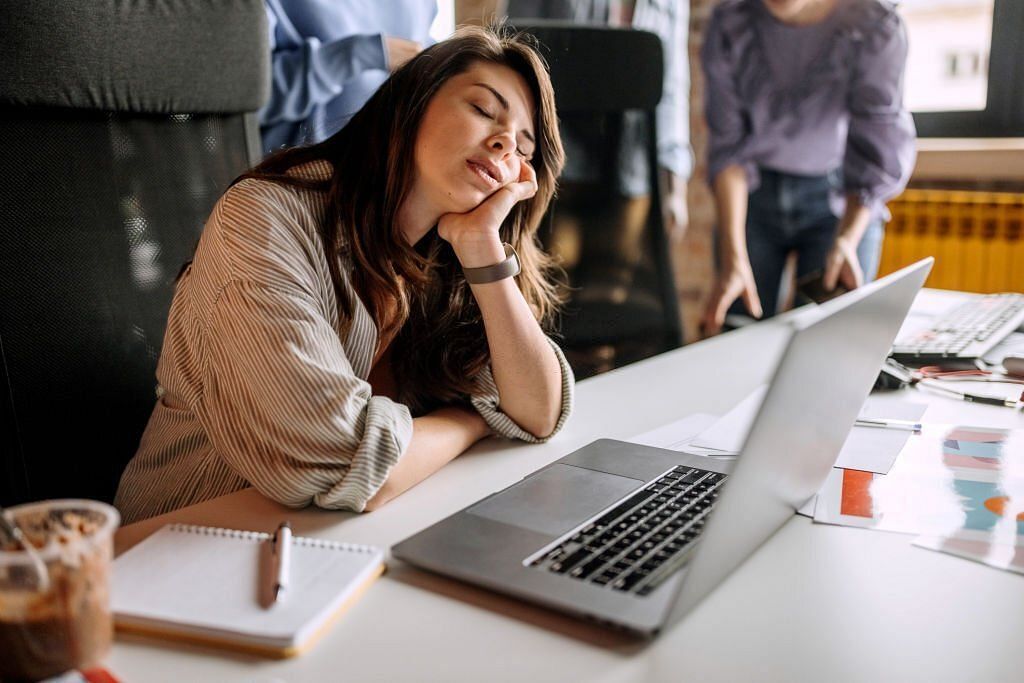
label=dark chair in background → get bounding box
[0,1,269,506]
[510,23,684,379]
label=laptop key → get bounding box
[613,571,647,592]
[592,491,655,527]
[551,546,590,573]
[611,538,632,553]
[571,556,607,579]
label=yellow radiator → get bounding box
[879,189,1024,292]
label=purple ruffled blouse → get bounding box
[701,0,917,215]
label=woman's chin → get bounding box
[445,188,491,214]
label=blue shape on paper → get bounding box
[943,439,1003,461]
[953,480,1024,535]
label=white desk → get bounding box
[109,290,1024,682]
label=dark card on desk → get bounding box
[797,270,850,304]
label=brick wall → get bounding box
[679,0,717,342]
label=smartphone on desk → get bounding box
[797,269,850,304]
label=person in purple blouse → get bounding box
[700,0,916,334]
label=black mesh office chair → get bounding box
[510,22,684,379]
[0,1,269,506]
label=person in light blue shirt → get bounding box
[259,0,439,155]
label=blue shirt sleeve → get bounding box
[259,0,388,127]
[636,0,692,180]
[842,12,917,211]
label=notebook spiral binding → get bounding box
[168,523,375,553]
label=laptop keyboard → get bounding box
[528,466,726,596]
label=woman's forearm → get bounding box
[364,406,490,511]
[713,165,750,267]
[468,276,563,439]
[835,194,872,248]
[435,171,564,440]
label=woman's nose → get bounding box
[488,131,516,158]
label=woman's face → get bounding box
[412,61,537,215]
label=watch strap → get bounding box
[462,243,521,284]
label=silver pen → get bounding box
[854,417,922,432]
[271,521,292,603]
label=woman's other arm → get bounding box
[823,197,872,291]
[209,278,490,514]
[364,406,489,510]
[830,9,916,290]
[698,8,762,335]
[701,164,762,335]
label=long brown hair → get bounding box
[236,25,565,415]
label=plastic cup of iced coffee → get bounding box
[0,499,120,681]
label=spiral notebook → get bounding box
[112,523,385,658]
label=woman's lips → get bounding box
[466,160,501,188]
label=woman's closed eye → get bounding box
[473,104,533,160]
[472,104,494,120]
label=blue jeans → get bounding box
[728,168,884,318]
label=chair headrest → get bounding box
[508,22,664,113]
[0,0,269,113]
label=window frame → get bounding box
[911,0,1024,137]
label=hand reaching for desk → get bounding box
[823,235,864,292]
[701,260,763,337]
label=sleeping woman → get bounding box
[115,26,573,523]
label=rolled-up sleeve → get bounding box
[843,14,916,212]
[470,338,574,443]
[701,9,756,186]
[201,279,412,513]
[259,0,387,127]
[644,0,693,180]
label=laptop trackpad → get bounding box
[468,464,643,537]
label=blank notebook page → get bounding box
[112,523,384,650]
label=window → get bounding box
[899,0,1024,137]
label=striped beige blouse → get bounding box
[115,160,574,524]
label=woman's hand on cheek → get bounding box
[438,161,537,268]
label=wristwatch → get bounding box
[462,242,521,284]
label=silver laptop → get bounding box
[392,258,933,637]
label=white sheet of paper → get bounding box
[688,385,768,453]
[629,413,719,451]
[914,535,1024,576]
[834,400,928,474]
[688,387,928,474]
[812,425,1024,543]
